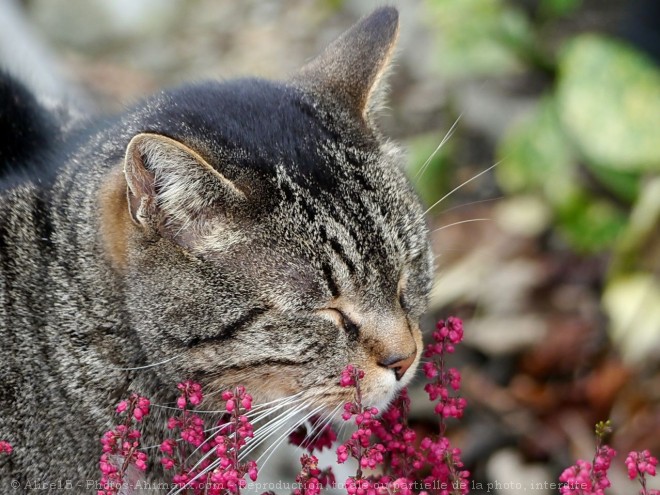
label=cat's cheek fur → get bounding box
[98,164,132,272]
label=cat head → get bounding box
[100,7,433,413]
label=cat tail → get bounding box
[0,70,64,177]
[0,2,91,178]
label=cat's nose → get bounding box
[380,351,416,381]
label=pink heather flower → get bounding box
[0,441,13,454]
[340,364,365,388]
[423,317,467,424]
[626,450,658,479]
[113,394,150,422]
[418,436,470,495]
[425,317,464,358]
[392,477,414,495]
[176,380,204,409]
[423,362,438,379]
[247,461,259,482]
[373,389,425,479]
[133,407,145,421]
[559,460,595,495]
[626,450,659,495]
[294,454,326,495]
[337,444,350,464]
[338,364,387,480]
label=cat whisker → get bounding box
[436,196,503,215]
[431,218,491,233]
[115,353,184,371]
[256,404,326,473]
[183,390,307,416]
[298,403,342,453]
[337,417,349,441]
[204,394,303,460]
[178,406,308,491]
[169,400,311,495]
[414,114,463,183]
[145,394,303,453]
[237,385,336,462]
[191,394,307,464]
[247,391,306,413]
[237,401,314,462]
[422,160,502,218]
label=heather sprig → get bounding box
[98,393,150,495]
[337,364,386,485]
[558,421,660,495]
[160,383,258,495]
[625,450,659,495]
[423,317,467,431]
[372,389,423,479]
[159,381,212,491]
[558,420,616,495]
[419,316,470,495]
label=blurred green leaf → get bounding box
[496,95,578,206]
[425,0,532,78]
[556,194,627,253]
[585,161,640,204]
[557,35,660,171]
[539,0,581,18]
[610,177,660,276]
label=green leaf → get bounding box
[496,95,578,206]
[610,177,660,276]
[539,0,581,18]
[557,35,660,171]
[585,161,640,204]
[425,0,532,78]
[556,194,627,253]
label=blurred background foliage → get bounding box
[2,0,658,492]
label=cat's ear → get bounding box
[123,133,244,233]
[294,7,399,120]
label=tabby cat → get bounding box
[0,7,432,492]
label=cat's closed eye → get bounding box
[319,307,360,336]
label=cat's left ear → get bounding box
[123,133,245,233]
[293,7,399,121]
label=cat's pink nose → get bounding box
[381,352,416,381]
